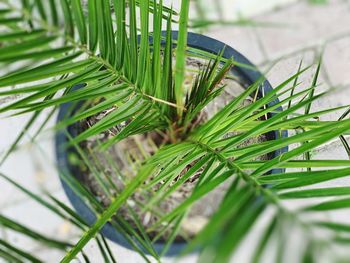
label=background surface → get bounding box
[1,0,350,262]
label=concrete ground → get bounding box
[1,0,350,262]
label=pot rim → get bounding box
[55,31,288,256]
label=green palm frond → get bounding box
[1,1,350,263]
[61,67,350,262]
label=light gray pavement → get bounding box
[1,0,350,262]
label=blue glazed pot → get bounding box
[55,32,288,256]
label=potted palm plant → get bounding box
[55,29,288,256]
[1,1,350,262]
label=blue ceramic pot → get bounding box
[55,32,288,256]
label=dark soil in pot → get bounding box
[70,56,269,242]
